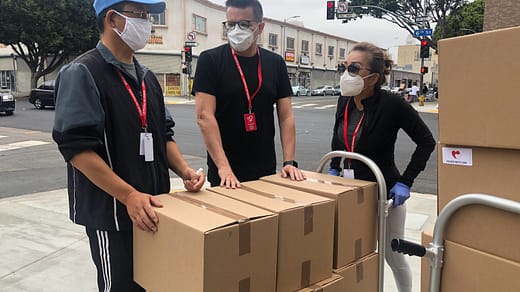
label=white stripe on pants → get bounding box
[96,230,112,292]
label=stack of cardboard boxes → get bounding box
[262,170,380,291]
[133,170,382,292]
[422,26,520,291]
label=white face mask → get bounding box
[340,72,374,96]
[112,11,152,52]
[227,26,256,52]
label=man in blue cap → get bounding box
[53,1,205,291]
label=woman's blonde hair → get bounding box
[350,42,394,89]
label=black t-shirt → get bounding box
[193,44,292,185]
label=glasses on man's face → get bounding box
[222,20,257,31]
[118,10,150,20]
[346,62,371,75]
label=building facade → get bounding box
[483,0,520,31]
[396,44,438,89]
[1,0,362,96]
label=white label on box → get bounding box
[442,146,473,166]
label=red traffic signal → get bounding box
[420,39,430,58]
[420,66,429,74]
[184,46,193,62]
[326,1,335,20]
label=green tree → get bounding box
[433,0,484,41]
[345,0,469,50]
[0,0,98,88]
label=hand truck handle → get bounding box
[391,238,426,257]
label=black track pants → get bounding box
[86,228,145,292]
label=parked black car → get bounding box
[0,88,15,115]
[29,80,55,109]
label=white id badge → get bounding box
[143,133,154,162]
[343,169,355,179]
[139,133,146,155]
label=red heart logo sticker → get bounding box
[451,150,461,159]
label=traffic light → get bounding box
[421,66,429,74]
[420,39,430,58]
[184,46,192,62]
[326,1,335,20]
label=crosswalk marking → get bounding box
[315,105,337,110]
[0,135,7,139]
[292,103,318,109]
[0,140,51,152]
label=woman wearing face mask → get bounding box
[328,42,435,292]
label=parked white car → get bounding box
[311,85,335,96]
[292,85,309,96]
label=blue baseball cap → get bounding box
[93,0,166,16]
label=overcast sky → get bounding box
[211,0,419,57]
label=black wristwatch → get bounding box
[283,160,298,168]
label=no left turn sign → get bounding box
[187,31,197,41]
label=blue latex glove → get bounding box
[328,168,340,176]
[389,182,410,207]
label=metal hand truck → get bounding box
[392,194,520,292]
[315,150,393,292]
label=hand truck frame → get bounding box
[391,194,520,292]
[315,150,393,292]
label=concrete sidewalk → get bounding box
[0,177,437,292]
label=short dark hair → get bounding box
[225,0,263,21]
[96,2,126,33]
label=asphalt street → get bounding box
[0,96,438,198]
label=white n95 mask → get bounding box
[340,72,374,96]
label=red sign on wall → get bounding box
[284,51,295,62]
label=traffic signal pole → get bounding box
[419,0,429,91]
[420,43,424,90]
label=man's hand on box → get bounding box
[125,190,163,233]
[281,165,306,181]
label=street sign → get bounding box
[337,13,356,19]
[415,15,430,22]
[337,2,348,13]
[413,28,433,37]
[184,41,199,47]
[187,31,197,41]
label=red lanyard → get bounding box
[343,97,365,153]
[231,47,263,113]
[116,69,147,129]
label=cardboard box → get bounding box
[438,144,520,206]
[261,171,377,268]
[334,252,378,292]
[296,274,343,292]
[438,144,520,262]
[134,191,278,292]
[438,26,520,149]
[421,229,520,292]
[209,180,335,292]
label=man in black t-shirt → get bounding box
[193,0,305,188]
